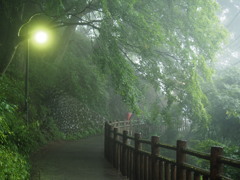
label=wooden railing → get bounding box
[104,121,240,180]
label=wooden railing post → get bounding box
[134,133,141,180]
[109,125,114,164]
[113,128,119,169]
[171,164,176,180]
[105,122,111,161]
[104,122,108,159]
[151,136,160,180]
[122,130,128,176]
[210,146,223,180]
[176,140,187,180]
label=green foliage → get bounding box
[57,52,108,113]
[213,68,240,120]
[192,139,240,179]
[0,147,29,180]
[91,0,227,124]
[0,0,235,178]
[202,67,240,144]
[93,34,141,112]
[0,77,29,179]
[0,76,63,179]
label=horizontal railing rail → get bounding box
[104,121,240,180]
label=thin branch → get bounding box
[28,0,44,12]
[77,19,102,24]
[118,47,142,71]
[53,22,100,30]
[118,39,183,63]
[118,40,143,51]
[37,0,99,24]
[119,48,134,63]
[154,50,181,61]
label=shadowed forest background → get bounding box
[0,0,240,179]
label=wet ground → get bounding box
[30,136,126,180]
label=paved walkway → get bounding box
[30,136,125,180]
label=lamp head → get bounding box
[34,30,48,44]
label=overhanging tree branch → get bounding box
[54,22,100,30]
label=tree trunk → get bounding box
[0,22,21,75]
[0,2,26,75]
[0,43,20,75]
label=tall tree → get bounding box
[204,67,240,143]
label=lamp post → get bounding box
[25,38,29,124]
[19,26,49,124]
[18,14,52,124]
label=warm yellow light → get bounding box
[34,31,48,44]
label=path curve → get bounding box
[30,136,125,180]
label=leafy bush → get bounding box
[0,147,29,180]
[0,76,63,179]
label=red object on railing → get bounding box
[127,112,133,121]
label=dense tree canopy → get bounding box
[0,0,227,125]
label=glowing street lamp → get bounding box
[18,21,50,124]
[17,13,54,124]
[34,30,49,44]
